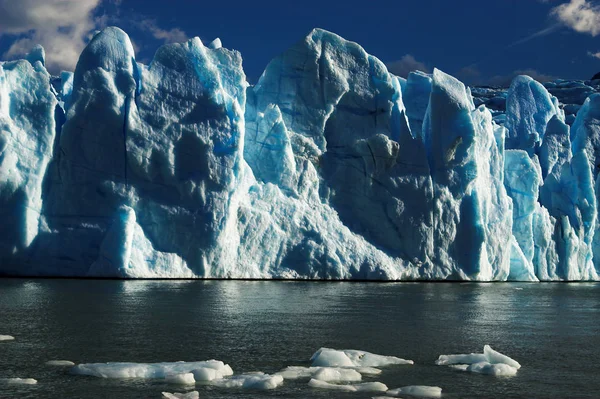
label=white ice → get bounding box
[311,348,413,368]
[387,385,442,398]
[308,379,388,392]
[437,345,520,376]
[161,392,199,399]
[0,378,38,385]
[209,372,284,390]
[46,360,75,366]
[276,366,362,382]
[0,335,15,341]
[165,373,195,385]
[71,360,233,379]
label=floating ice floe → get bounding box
[161,392,199,399]
[46,360,75,367]
[209,373,284,390]
[276,366,363,381]
[437,345,520,376]
[311,348,414,368]
[0,335,15,341]
[71,360,233,380]
[0,378,38,385]
[387,385,443,398]
[308,379,388,392]
[165,373,195,385]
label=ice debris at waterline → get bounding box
[1,26,600,281]
[308,379,388,392]
[0,378,38,385]
[71,360,234,380]
[45,360,75,367]
[162,392,199,399]
[0,335,15,341]
[386,385,443,398]
[311,348,413,367]
[436,345,521,376]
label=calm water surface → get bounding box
[0,279,599,399]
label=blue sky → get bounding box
[0,0,599,86]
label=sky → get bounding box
[0,0,599,86]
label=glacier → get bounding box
[0,26,599,280]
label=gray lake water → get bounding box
[0,279,599,399]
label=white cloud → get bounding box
[134,19,188,43]
[0,0,103,73]
[386,55,430,78]
[551,0,600,36]
[588,50,600,58]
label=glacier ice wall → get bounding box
[0,26,599,280]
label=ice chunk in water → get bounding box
[46,360,75,366]
[1,378,38,385]
[437,345,520,376]
[387,385,442,398]
[71,360,233,379]
[311,348,413,367]
[0,335,15,341]
[165,373,195,385]
[210,373,284,390]
[308,379,388,392]
[276,366,362,381]
[162,392,199,399]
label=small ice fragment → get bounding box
[467,362,518,376]
[71,360,233,379]
[311,348,413,367]
[387,385,442,398]
[1,378,38,385]
[276,366,362,381]
[191,367,222,381]
[435,353,487,365]
[46,360,75,367]
[0,335,15,341]
[165,373,195,385]
[162,392,199,399]
[483,345,521,369]
[210,373,284,390]
[308,379,387,392]
[308,379,357,392]
[448,364,469,371]
[312,367,361,382]
[355,367,382,376]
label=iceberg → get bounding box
[0,26,599,281]
[436,345,521,376]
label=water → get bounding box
[0,279,599,399]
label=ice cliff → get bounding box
[0,27,599,280]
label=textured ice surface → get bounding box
[165,373,195,385]
[277,366,363,382]
[162,392,199,399]
[437,345,520,376]
[0,378,37,385]
[308,379,388,392]
[71,360,233,379]
[209,373,284,390]
[46,360,75,366]
[0,335,15,341]
[1,26,599,280]
[387,385,442,398]
[311,348,413,367]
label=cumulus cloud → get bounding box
[0,0,103,73]
[551,0,600,36]
[386,55,430,78]
[134,19,188,43]
[488,69,557,87]
[0,1,189,73]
